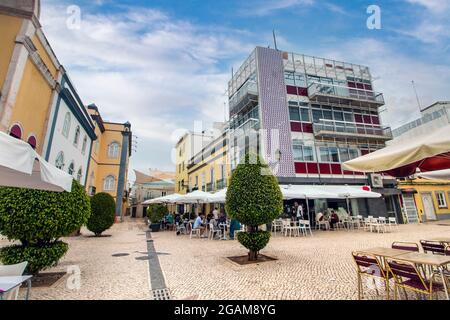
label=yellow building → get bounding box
[0,0,60,153]
[398,179,450,223]
[87,105,132,219]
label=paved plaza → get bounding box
[1,219,449,300]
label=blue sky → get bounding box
[40,0,450,181]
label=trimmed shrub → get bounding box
[0,241,68,274]
[0,181,90,273]
[226,154,283,261]
[147,204,167,224]
[87,193,116,236]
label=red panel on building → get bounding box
[302,123,313,133]
[371,116,380,125]
[307,163,319,174]
[290,122,302,132]
[295,162,307,174]
[319,163,331,174]
[286,85,297,95]
[331,164,342,175]
[297,87,308,97]
[363,115,372,124]
[354,114,363,123]
[347,81,356,88]
[343,170,354,175]
[361,149,370,155]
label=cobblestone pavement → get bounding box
[0,219,151,300]
[152,222,450,300]
[1,220,449,300]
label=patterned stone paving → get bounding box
[1,220,449,300]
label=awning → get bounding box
[418,169,450,181]
[176,190,214,204]
[142,193,183,204]
[0,131,73,192]
[342,125,450,177]
[281,185,382,199]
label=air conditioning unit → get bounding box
[369,174,383,188]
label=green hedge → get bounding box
[87,193,116,236]
[147,204,168,224]
[0,181,90,273]
[237,231,271,253]
[0,241,68,275]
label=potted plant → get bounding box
[147,204,167,232]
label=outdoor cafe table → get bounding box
[394,252,450,300]
[357,247,410,300]
[0,275,32,300]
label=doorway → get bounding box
[421,193,437,221]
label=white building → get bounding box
[42,68,96,186]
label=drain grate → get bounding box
[151,288,172,300]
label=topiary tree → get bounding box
[86,192,116,236]
[0,181,90,274]
[226,154,283,261]
[147,204,168,224]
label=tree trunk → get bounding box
[248,250,258,261]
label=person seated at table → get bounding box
[206,212,214,223]
[193,213,206,236]
[229,219,241,240]
[329,210,339,230]
[165,212,174,230]
[213,207,219,220]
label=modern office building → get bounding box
[225,46,401,219]
[393,101,450,223]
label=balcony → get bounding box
[313,119,392,141]
[308,82,385,108]
[206,182,214,192]
[216,178,227,190]
[229,80,258,117]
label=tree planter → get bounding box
[149,223,161,232]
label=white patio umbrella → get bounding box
[342,125,450,177]
[208,188,227,203]
[142,193,183,204]
[418,169,450,181]
[177,190,214,219]
[0,131,73,192]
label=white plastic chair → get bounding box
[315,215,330,231]
[299,220,313,236]
[388,217,398,231]
[0,261,28,300]
[282,219,297,237]
[189,222,201,239]
[208,222,221,240]
[271,219,283,236]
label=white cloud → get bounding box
[406,0,450,12]
[240,0,315,16]
[39,2,256,178]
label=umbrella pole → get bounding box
[306,197,310,222]
[346,197,350,216]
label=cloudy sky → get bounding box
[40,0,450,181]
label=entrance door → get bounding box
[421,193,437,221]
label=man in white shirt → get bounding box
[193,213,206,236]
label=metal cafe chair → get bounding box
[352,252,392,300]
[420,240,446,255]
[392,242,420,252]
[386,259,445,300]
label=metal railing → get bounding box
[313,119,392,139]
[308,82,385,105]
[216,179,227,190]
[229,80,258,116]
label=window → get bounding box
[319,147,331,162]
[108,142,120,158]
[104,175,116,191]
[77,167,82,183]
[284,71,296,86]
[73,126,80,146]
[55,152,65,170]
[289,106,300,121]
[292,140,314,162]
[300,108,310,122]
[339,148,350,162]
[312,109,322,123]
[436,192,447,208]
[68,161,75,175]
[81,136,87,155]
[27,135,37,149]
[210,168,214,183]
[62,113,71,138]
[329,147,339,163]
[9,124,22,139]
[349,149,359,160]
